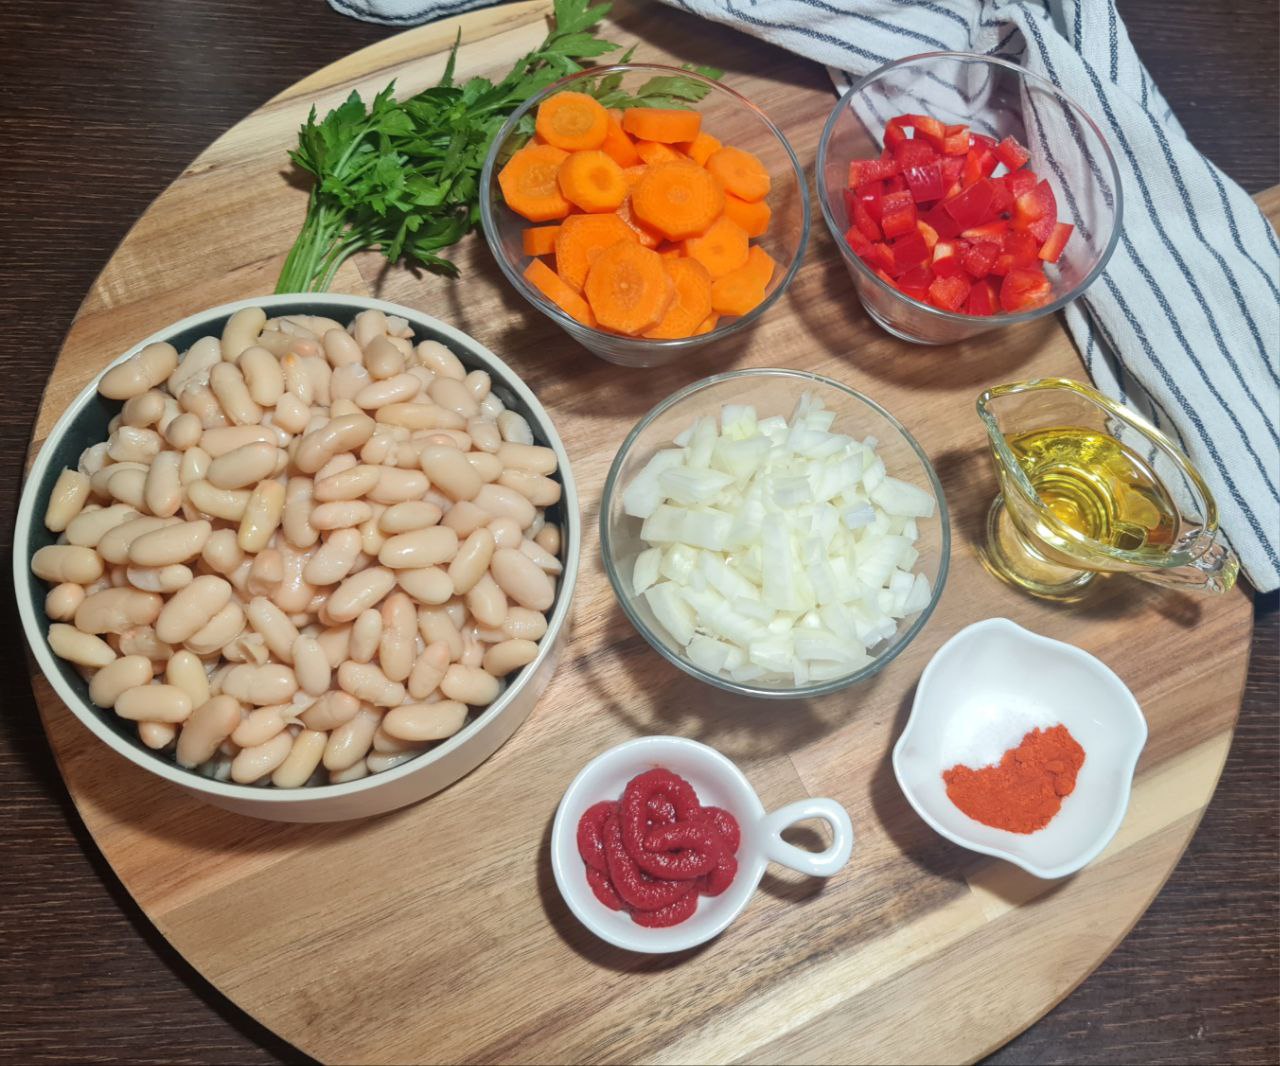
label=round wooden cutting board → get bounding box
[26,2,1262,1062]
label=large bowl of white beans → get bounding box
[16,294,579,822]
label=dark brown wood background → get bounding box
[1,1,1275,1062]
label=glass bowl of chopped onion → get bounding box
[600,369,950,699]
[478,64,810,368]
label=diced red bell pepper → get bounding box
[962,240,1000,278]
[894,139,938,168]
[994,135,1030,171]
[988,177,1013,216]
[940,155,965,187]
[991,230,1040,276]
[1000,267,1053,312]
[966,277,999,316]
[868,242,896,274]
[942,178,995,229]
[853,200,881,241]
[931,240,964,276]
[845,225,874,259]
[883,115,912,150]
[879,190,917,238]
[903,162,945,204]
[898,264,935,300]
[921,201,960,239]
[1038,221,1074,263]
[885,173,909,194]
[849,157,899,188]
[961,219,1010,241]
[1005,169,1039,199]
[906,113,947,150]
[1013,179,1058,241]
[961,147,998,188]
[942,124,971,156]
[891,230,931,274]
[874,267,899,289]
[928,273,972,311]
[970,132,997,151]
[916,219,939,250]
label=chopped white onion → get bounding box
[624,393,937,685]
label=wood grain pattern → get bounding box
[2,1,1275,1064]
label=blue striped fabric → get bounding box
[331,0,1280,590]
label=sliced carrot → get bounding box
[739,244,777,287]
[600,114,641,167]
[709,245,775,316]
[683,216,750,279]
[499,143,572,222]
[615,196,662,249]
[556,150,627,212]
[635,140,684,165]
[632,161,725,241]
[692,312,720,336]
[621,107,702,145]
[535,91,609,151]
[524,258,596,327]
[521,225,560,257]
[681,131,722,167]
[554,213,637,291]
[583,241,674,335]
[644,258,714,339]
[622,165,649,191]
[721,194,772,238]
[705,145,771,202]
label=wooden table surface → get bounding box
[0,1,1274,1063]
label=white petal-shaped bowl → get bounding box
[893,617,1147,879]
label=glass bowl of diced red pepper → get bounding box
[816,52,1123,345]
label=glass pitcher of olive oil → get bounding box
[976,378,1239,600]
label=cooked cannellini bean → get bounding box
[35,308,563,787]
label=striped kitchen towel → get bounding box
[330,0,1280,592]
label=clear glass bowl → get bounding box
[600,369,951,699]
[816,51,1123,345]
[479,65,809,368]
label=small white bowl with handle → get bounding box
[551,735,854,953]
[893,617,1147,879]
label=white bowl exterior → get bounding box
[16,294,580,822]
[893,618,1147,878]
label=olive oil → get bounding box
[1005,427,1180,554]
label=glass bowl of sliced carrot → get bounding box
[816,52,1122,345]
[480,65,810,368]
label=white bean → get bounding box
[292,635,331,696]
[74,587,164,634]
[271,729,327,788]
[168,336,222,396]
[155,575,232,644]
[337,660,404,707]
[490,548,555,611]
[378,526,458,569]
[32,545,104,584]
[166,649,211,709]
[100,342,179,401]
[45,582,86,621]
[382,699,468,742]
[48,624,116,667]
[115,684,192,723]
[231,731,294,784]
[45,469,91,532]
[128,519,210,566]
[221,307,267,361]
[323,705,381,771]
[89,655,153,707]
[482,638,539,677]
[298,690,359,731]
[238,345,284,406]
[440,664,501,706]
[378,499,441,534]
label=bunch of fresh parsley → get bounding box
[275,0,720,293]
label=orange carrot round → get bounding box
[621,107,702,144]
[684,216,750,279]
[554,213,637,291]
[556,150,627,212]
[709,245,775,316]
[644,258,714,339]
[632,162,725,241]
[499,143,572,222]
[705,145,771,202]
[721,194,772,238]
[584,241,673,335]
[635,140,685,166]
[522,225,560,257]
[525,258,596,327]
[600,115,641,167]
[692,312,720,336]
[681,131,722,167]
[622,165,649,191]
[615,196,662,249]
[535,92,609,151]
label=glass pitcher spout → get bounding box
[975,378,1240,600]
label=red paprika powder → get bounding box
[943,724,1085,834]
